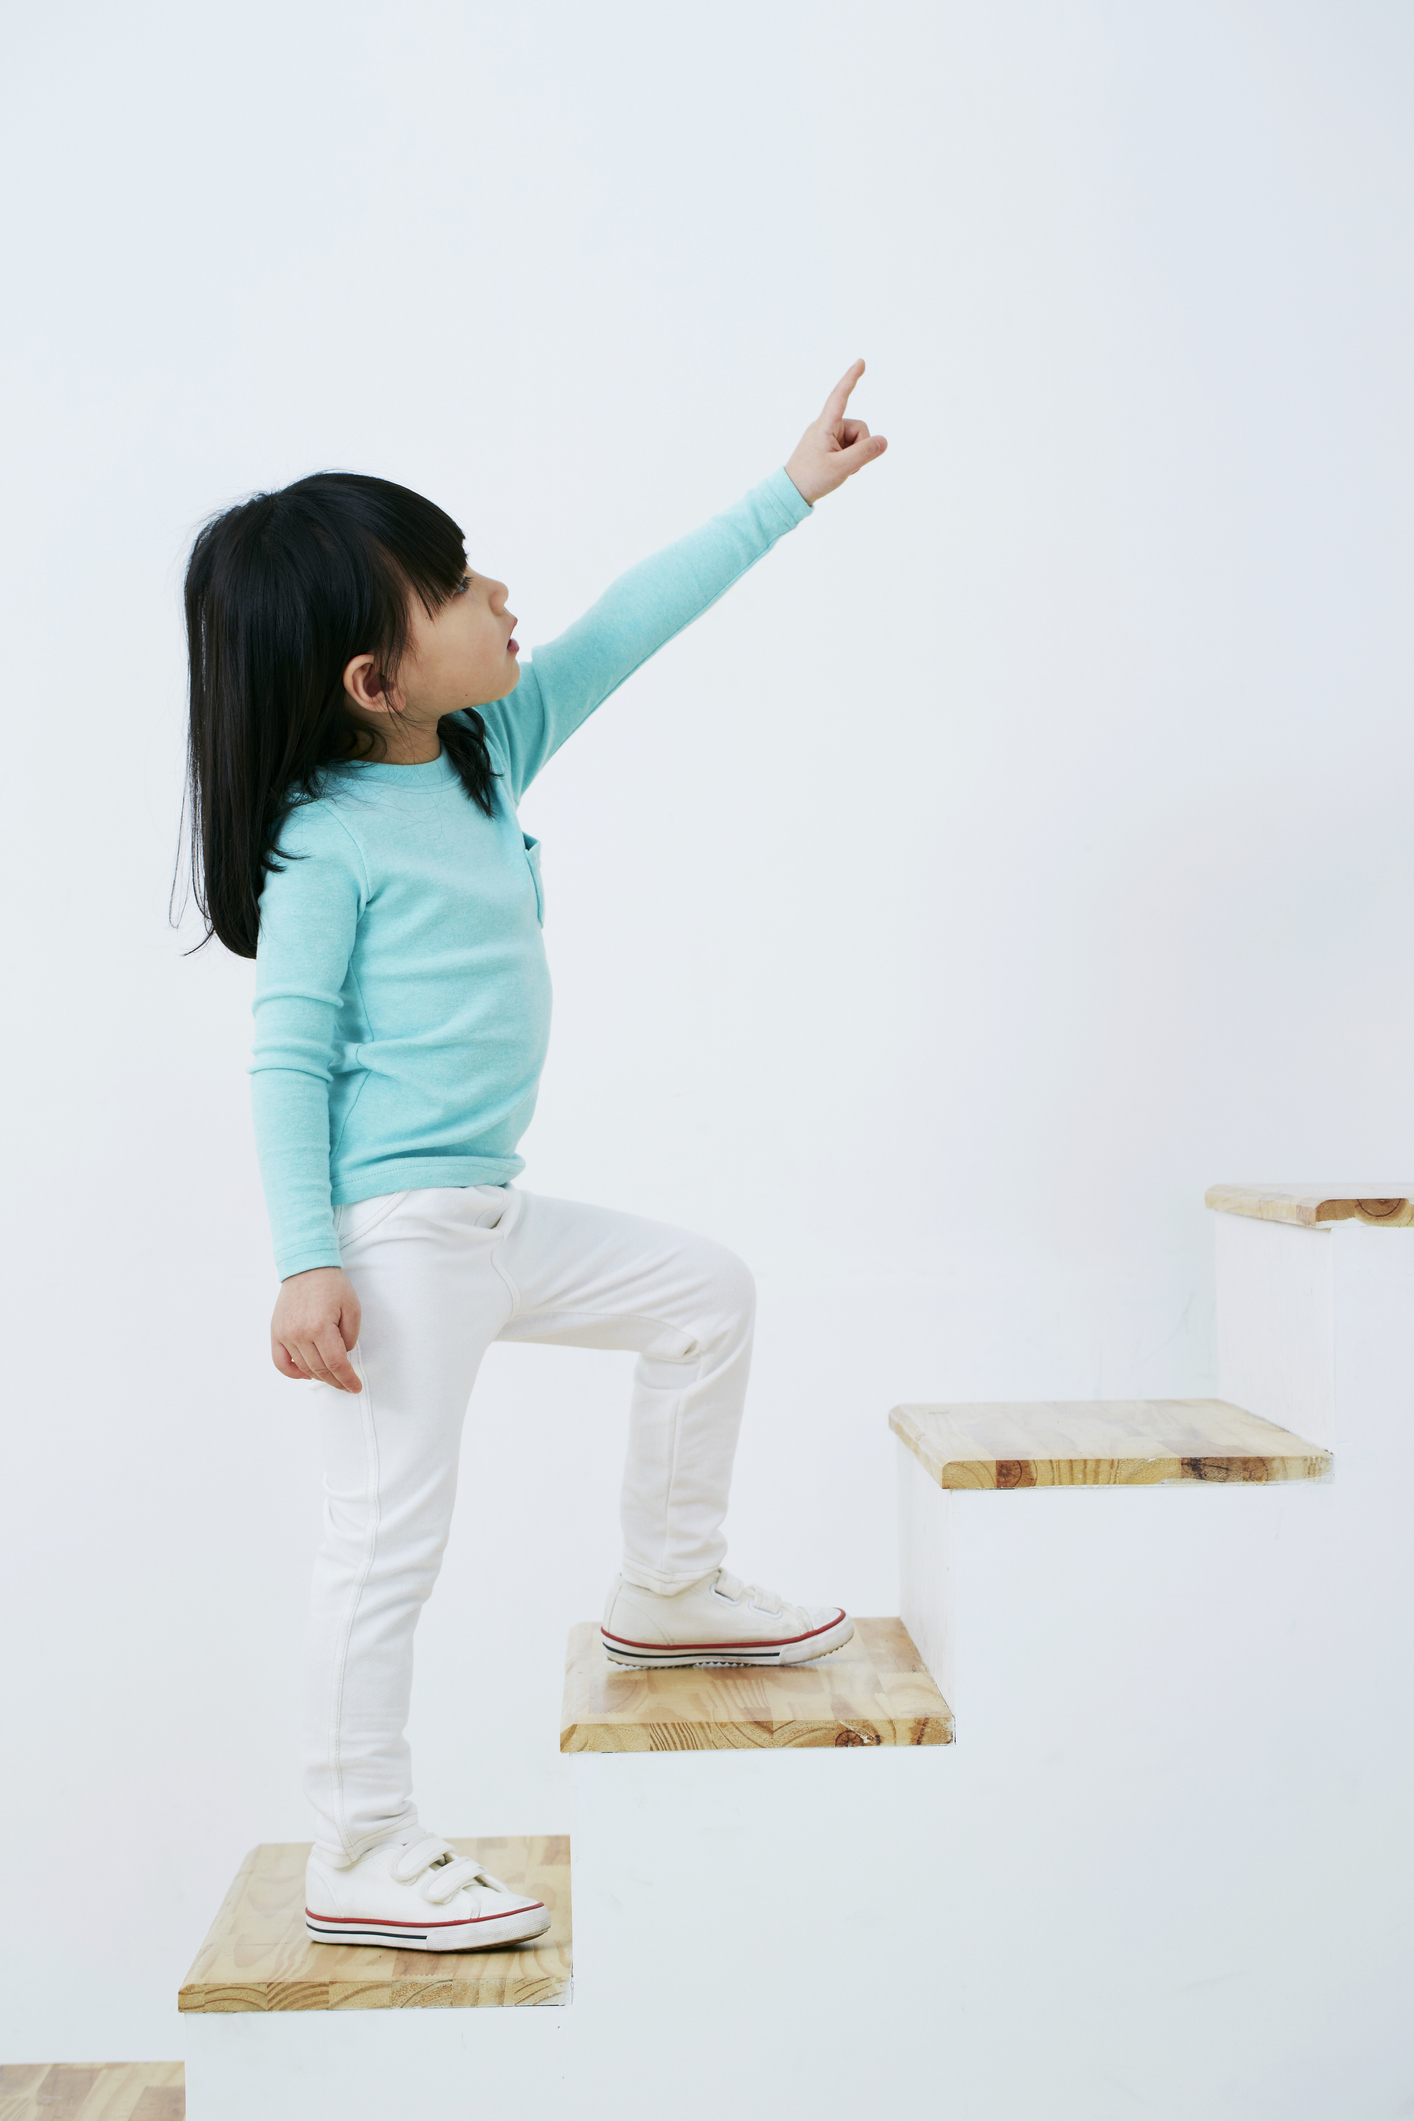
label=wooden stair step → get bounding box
[0,2063,184,2120]
[1206,1183,1414,1227]
[891,1398,1332,1490]
[177,1836,571,2014]
[560,1613,953,1752]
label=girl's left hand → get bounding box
[784,360,888,505]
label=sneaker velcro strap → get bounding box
[390,1832,455,1884]
[423,1856,501,1906]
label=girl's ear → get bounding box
[343,652,400,716]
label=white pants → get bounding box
[304,1184,755,1862]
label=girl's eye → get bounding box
[452,574,471,596]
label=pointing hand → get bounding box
[784,360,888,506]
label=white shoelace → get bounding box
[388,1832,509,1907]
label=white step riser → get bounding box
[184,2006,571,2121]
[1216,1211,1414,1475]
[887,1463,1414,2115]
[897,1442,954,1704]
[1214,1211,1337,1445]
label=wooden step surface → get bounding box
[1206,1183,1414,1228]
[178,1836,570,2013]
[561,1614,953,1752]
[0,2063,182,2121]
[891,1399,1332,1490]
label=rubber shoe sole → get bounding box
[602,1609,854,1669]
[305,1901,551,1952]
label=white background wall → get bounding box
[1,0,1411,2070]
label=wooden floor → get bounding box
[561,1614,953,1752]
[891,1398,1332,1490]
[0,2064,182,2121]
[178,1835,571,2012]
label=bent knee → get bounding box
[700,1243,756,1332]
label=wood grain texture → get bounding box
[178,1837,570,2014]
[0,2064,183,2121]
[1205,1184,1414,1228]
[560,1615,953,1752]
[890,1399,1332,1490]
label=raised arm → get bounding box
[480,362,886,801]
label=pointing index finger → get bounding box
[820,358,866,428]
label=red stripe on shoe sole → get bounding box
[602,1608,847,1653]
[305,1903,543,1930]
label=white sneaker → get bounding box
[305,1831,551,1952]
[602,1568,853,1668]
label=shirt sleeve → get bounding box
[248,804,365,1279]
[478,467,812,802]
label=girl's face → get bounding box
[340,561,520,757]
[400,565,521,716]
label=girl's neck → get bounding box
[347,718,443,767]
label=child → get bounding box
[183,363,887,1952]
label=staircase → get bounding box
[175,1184,1414,2121]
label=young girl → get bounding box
[184,363,886,1953]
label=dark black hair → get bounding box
[180,471,497,957]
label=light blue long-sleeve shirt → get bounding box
[249,467,811,1277]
